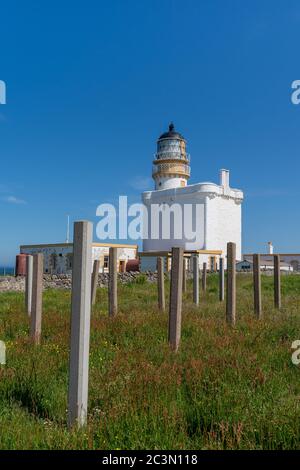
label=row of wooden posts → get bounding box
[24,222,282,429]
[166,244,282,351]
[24,221,120,429]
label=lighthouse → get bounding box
[141,123,244,268]
[152,123,190,190]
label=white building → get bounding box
[243,242,300,273]
[20,242,138,274]
[141,123,243,268]
[236,259,293,273]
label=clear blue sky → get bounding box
[1,0,299,265]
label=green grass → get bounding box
[0,274,300,449]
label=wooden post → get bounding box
[274,254,281,309]
[157,257,165,311]
[30,253,43,344]
[25,255,33,316]
[91,259,100,306]
[182,258,187,293]
[193,255,199,305]
[226,242,236,325]
[109,247,118,317]
[68,221,93,429]
[168,247,183,352]
[202,262,207,291]
[253,254,262,318]
[219,257,225,302]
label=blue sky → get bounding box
[0,0,300,265]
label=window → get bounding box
[104,256,109,269]
[119,260,126,272]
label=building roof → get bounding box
[139,249,222,257]
[243,253,300,257]
[20,242,138,249]
[158,122,185,141]
[241,258,292,268]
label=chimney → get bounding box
[220,169,230,193]
[268,241,274,255]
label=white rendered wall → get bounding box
[142,179,243,263]
[142,187,206,252]
[92,246,137,272]
[20,245,73,274]
[205,195,242,261]
[21,245,137,274]
[155,176,187,190]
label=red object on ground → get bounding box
[126,259,140,272]
[15,254,28,276]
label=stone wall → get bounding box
[0,270,296,293]
[0,272,174,292]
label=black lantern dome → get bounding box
[158,122,185,141]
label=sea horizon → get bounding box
[0,266,14,275]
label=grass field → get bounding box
[0,273,300,450]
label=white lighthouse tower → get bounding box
[142,123,244,267]
[152,123,190,190]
